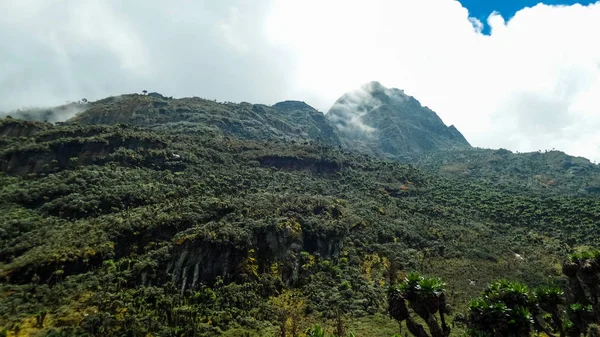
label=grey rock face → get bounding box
[326,81,470,160]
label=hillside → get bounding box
[415,147,600,195]
[2,88,600,336]
[2,116,600,336]
[326,82,470,160]
[68,94,341,146]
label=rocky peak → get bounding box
[326,81,470,159]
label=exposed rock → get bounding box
[167,223,344,292]
[257,155,342,173]
[0,129,167,176]
[326,81,470,159]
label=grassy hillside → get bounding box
[2,118,599,336]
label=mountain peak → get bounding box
[326,82,470,159]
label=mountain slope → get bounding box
[415,147,600,195]
[2,117,600,336]
[4,89,600,335]
[327,81,470,159]
[69,94,342,146]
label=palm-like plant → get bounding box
[466,252,600,337]
[535,286,565,336]
[483,279,532,308]
[467,280,537,337]
[388,285,409,324]
[564,250,600,327]
[387,273,450,337]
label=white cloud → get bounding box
[1,0,600,161]
[219,7,249,53]
[0,0,293,111]
[267,0,600,161]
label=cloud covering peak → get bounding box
[2,0,600,160]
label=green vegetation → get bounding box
[456,250,600,337]
[415,147,600,196]
[388,272,450,337]
[1,89,600,336]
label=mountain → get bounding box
[3,89,600,336]
[68,94,341,146]
[2,116,596,336]
[327,81,470,160]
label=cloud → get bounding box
[0,103,89,123]
[267,0,600,161]
[1,0,600,161]
[0,0,294,112]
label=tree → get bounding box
[466,279,568,337]
[536,286,565,337]
[142,90,148,95]
[466,280,536,337]
[270,290,305,337]
[459,252,600,337]
[388,272,450,337]
[561,251,600,336]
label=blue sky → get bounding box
[458,0,598,33]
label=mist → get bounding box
[0,102,90,123]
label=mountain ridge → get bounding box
[3,82,473,161]
[66,94,342,146]
[3,85,600,335]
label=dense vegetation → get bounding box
[1,87,600,336]
[1,114,599,336]
[414,147,600,196]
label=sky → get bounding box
[458,0,598,33]
[1,0,600,161]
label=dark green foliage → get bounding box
[1,116,600,336]
[463,249,600,337]
[466,280,536,336]
[388,273,450,337]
